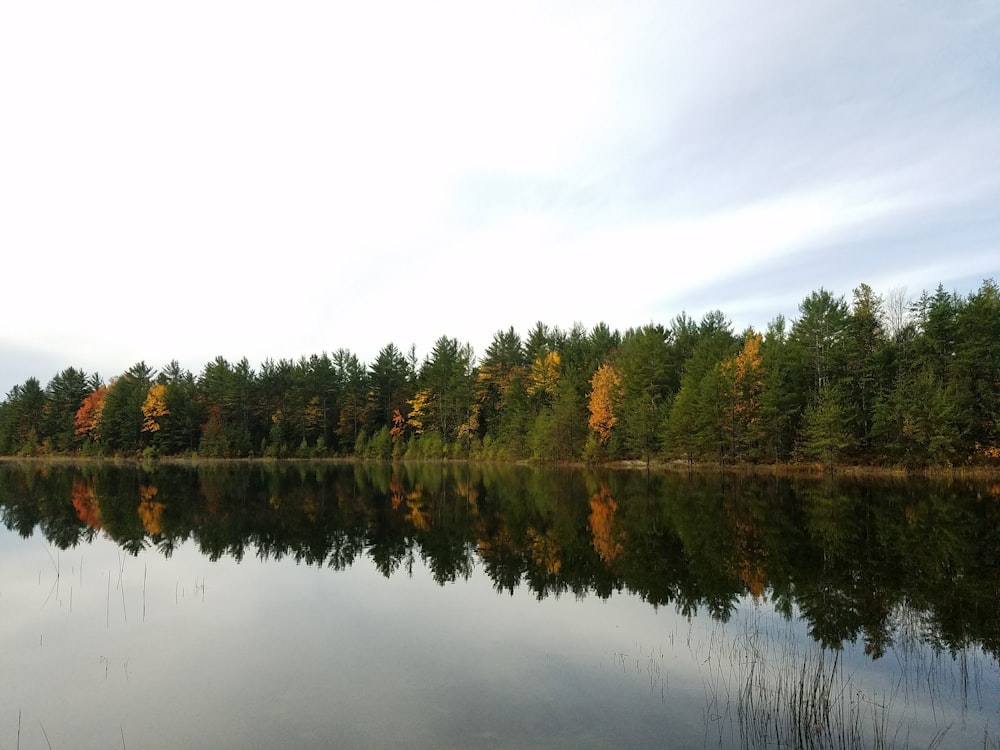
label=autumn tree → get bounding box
[74,385,108,444]
[588,363,622,446]
[720,330,764,460]
[406,389,433,434]
[527,350,561,401]
[141,383,169,434]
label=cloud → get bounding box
[1,0,998,394]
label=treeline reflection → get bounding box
[2,461,998,659]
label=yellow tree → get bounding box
[588,363,623,444]
[406,389,434,434]
[720,331,764,459]
[527,350,561,398]
[456,406,480,448]
[141,383,169,433]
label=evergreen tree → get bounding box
[369,343,414,434]
[42,367,90,452]
[476,327,527,444]
[100,362,154,454]
[796,384,853,467]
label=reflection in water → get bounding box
[0,461,998,748]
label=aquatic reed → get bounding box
[692,609,951,749]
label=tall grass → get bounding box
[695,608,966,749]
[733,646,901,749]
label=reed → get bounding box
[693,609,955,750]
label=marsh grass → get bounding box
[690,607,981,749]
[733,647,900,749]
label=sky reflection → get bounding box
[1,523,997,750]
[2,527,692,749]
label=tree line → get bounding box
[1,280,998,467]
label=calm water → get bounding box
[0,461,998,749]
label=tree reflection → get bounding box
[1,460,998,661]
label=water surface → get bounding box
[1,462,997,748]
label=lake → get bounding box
[1,461,998,749]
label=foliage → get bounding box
[587,363,622,445]
[2,278,999,468]
[141,383,169,433]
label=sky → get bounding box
[2,0,998,395]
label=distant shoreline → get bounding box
[2,453,998,480]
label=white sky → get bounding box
[2,0,998,394]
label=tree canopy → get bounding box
[2,279,998,468]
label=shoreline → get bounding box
[2,453,998,480]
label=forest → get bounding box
[1,280,998,468]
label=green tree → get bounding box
[0,377,46,454]
[913,284,959,379]
[369,343,414,434]
[334,349,369,452]
[841,284,888,455]
[525,321,564,361]
[528,379,587,461]
[953,279,1000,455]
[790,288,850,395]
[796,384,853,467]
[417,336,474,448]
[155,361,202,455]
[663,314,737,462]
[259,358,297,455]
[475,327,528,444]
[100,362,154,454]
[300,352,341,453]
[616,324,673,463]
[199,356,260,456]
[874,366,961,466]
[758,316,799,461]
[42,367,90,452]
